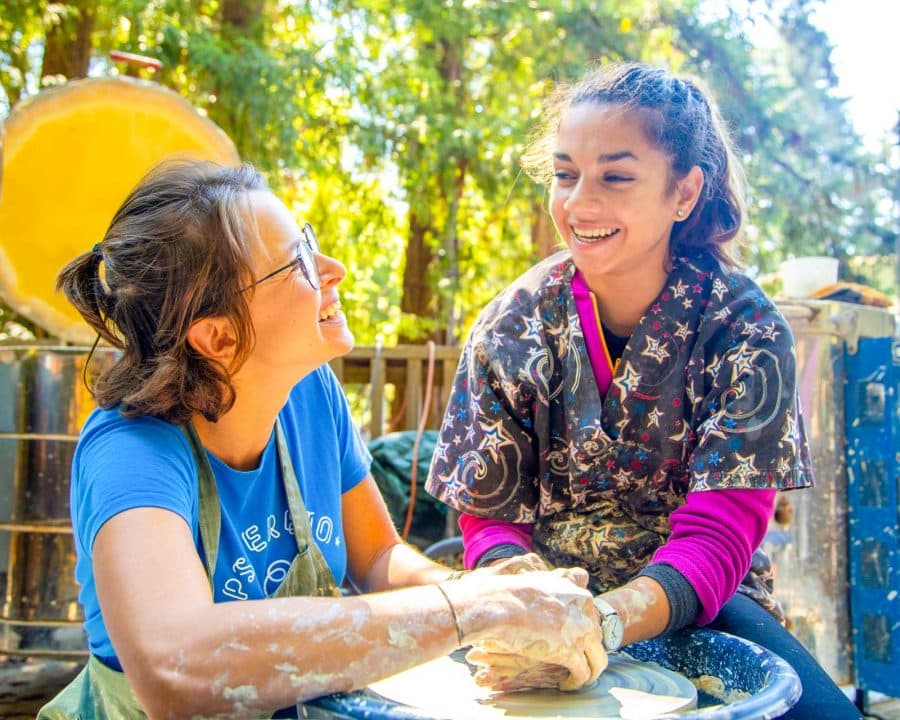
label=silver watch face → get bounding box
[594,597,624,651]
[603,614,624,651]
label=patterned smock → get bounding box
[426,251,814,615]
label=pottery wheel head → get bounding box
[368,652,697,719]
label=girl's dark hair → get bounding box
[522,62,745,268]
[57,160,268,424]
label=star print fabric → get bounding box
[426,251,813,601]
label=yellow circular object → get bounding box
[0,77,240,343]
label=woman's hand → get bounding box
[439,566,607,692]
[479,552,550,575]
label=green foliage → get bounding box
[319,0,672,340]
[0,0,895,349]
[0,0,49,110]
[668,0,895,288]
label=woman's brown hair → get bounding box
[522,62,746,269]
[57,160,267,424]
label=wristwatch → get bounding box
[593,596,624,652]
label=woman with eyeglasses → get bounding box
[40,160,605,719]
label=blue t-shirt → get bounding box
[71,365,371,663]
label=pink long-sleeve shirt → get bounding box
[459,488,774,626]
[457,277,777,625]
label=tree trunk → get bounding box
[399,212,435,330]
[221,0,265,42]
[443,159,468,343]
[392,34,465,430]
[213,0,265,159]
[41,0,94,80]
[390,213,436,431]
[438,37,465,342]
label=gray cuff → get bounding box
[638,563,701,634]
[474,543,529,568]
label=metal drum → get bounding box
[772,300,896,685]
[0,344,115,658]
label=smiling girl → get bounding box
[427,63,861,719]
[39,160,605,719]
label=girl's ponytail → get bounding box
[56,245,123,350]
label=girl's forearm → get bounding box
[600,575,670,646]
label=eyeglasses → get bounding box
[242,223,320,292]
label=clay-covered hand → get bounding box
[441,566,607,692]
[480,552,550,575]
[465,649,571,692]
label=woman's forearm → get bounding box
[355,541,458,593]
[97,510,462,718]
[600,575,671,646]
[131,572,599,719]
[98,508,602,718]
[342,478,460,593]
[130,586,461,718]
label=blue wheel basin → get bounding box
[305,627,801,719]
[626,627,801,719]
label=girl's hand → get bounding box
[440,567,607,691]
[465,649,571,692]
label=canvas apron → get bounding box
[38,419,339,719]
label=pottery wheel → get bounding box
[368,652,697,719]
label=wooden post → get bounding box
[369,343,385,438]
[406,356,423,431]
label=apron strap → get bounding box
[181,421,219,592]
[182,418,339,597]
[273,420,340,598]
[274,419,316,557]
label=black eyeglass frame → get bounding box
[241,223,320,292]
